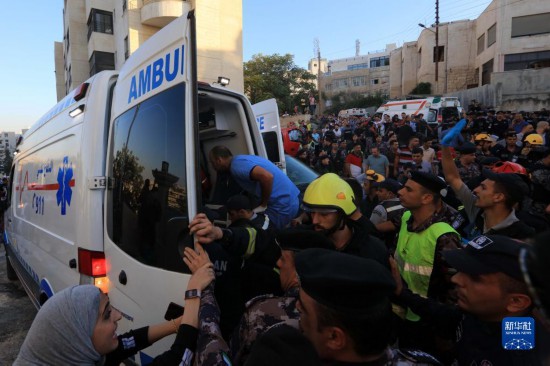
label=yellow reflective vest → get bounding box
[395,210,458,321]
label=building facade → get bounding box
[390,0,550,99]
[0,131,19,173]
[55,0,244,101]
[317,44,396,111]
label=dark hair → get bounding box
[344,178,363,208]
[315,300,394,356]
[492,181,517,210]
[210,145,233,159]
[411,147,423,155]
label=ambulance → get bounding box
[3,9,279,363]
[376,96,463,125]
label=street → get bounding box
[0,245,36,364]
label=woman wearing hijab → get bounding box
[14,244,214,366]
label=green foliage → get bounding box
[244,54,317,114]
[409,82,432,95]
[1,148,13,175]
[322,91,385,116]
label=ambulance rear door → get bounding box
[252,98,286,171]
[103,8,197,363]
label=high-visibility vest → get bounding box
[395,210,458,321]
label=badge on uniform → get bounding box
[468,235,493,250]
[502,317,535,350]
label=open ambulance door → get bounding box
[103,7,198,363]
[252,98,287,172]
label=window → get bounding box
[477,34,485,55]
[352,76,366,87]
[512,13,550,38]
[87,9,113,39]
[124,36,129,59]
[504,51,550,71]
[487,23,496,47]
[347,63,369,71]
[110,83,188,272]
[334,78,349,89]
[418,48,422,68]
[325,83,333,91]
[369,56,389,68]
[65,31,70,53]
[89,51,115,76]
[433,46,444,62]
[371,79,379,85]
[482,59,493,85]
[122,0,127,12]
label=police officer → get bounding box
[296,248,442,365]
[394,171,461,355]
[230,229,333,365]
[369,179,405,251]
[392,235,550,365]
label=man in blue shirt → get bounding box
[209,146,300,229]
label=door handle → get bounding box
[118,270,127,285]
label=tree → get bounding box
[1,148,13,175]
[410,82,432,95]
[244,54,317,114]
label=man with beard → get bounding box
[299,173,389,268]
[343,143,364,178]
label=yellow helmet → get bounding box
[302,173,356,215]
[474,133,492,142]
[524,134,543,145]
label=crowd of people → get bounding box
[11,105,550,365]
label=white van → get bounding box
[3,9,277,363]
[376,97,463,125]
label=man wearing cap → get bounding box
[229,229,333,365]
[474,133,495,158]
[392,235,550,365]
[370,179,405,251]
[296,248,442,365]
[393,170,461,352]
[454,142,481,184]
[441,127,535,240]
[300,173,389,268]
[208,145,300,230]
[356,170,384,218]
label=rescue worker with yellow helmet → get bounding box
[300,173,389,268]
[474,133,495,158]
[518,132,548,171]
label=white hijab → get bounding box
[14,285,104,366]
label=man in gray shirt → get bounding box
[364,146,389,177]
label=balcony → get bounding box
[141,0,188,28]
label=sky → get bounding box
[0,0,492,134]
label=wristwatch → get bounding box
[185,289,201,300]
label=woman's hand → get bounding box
[183,243,210,274]
[187,262,215,291]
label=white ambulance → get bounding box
[376,96,463,125]
[3,9,277,363]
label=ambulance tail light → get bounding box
[78,248,107,277]
[437,114,443,123]
[94,276,110,293]
[73,83,89,101]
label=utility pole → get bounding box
[435,0,439,94]
[314,38,322,115]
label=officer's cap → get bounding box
[275,229,334,252]
[455,142,476,155]
[295,249,395,314]
[408,171,447,194]
[377,179,402,194]
[226,194,253,211]
[443,235,529,281]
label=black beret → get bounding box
[377,179,402,194]
[455,142,476,155]
[443,235,529,281]
[245,325,321,366]
[226,194,253,211]
[276,229,334,252]
[482,169,529,203]
[295,249,395,314]
[408,171,447,194]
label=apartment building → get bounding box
[0,131,19,172]
[390,0,550,99]
[55,0,244,101]
[317,44,396,110]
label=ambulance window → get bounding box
[109,83,189,272]
[427,109,437,123]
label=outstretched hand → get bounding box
[441,118,467,147]
[183,243,211,274]
[187,262,215,292]
[188,213,223,244]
